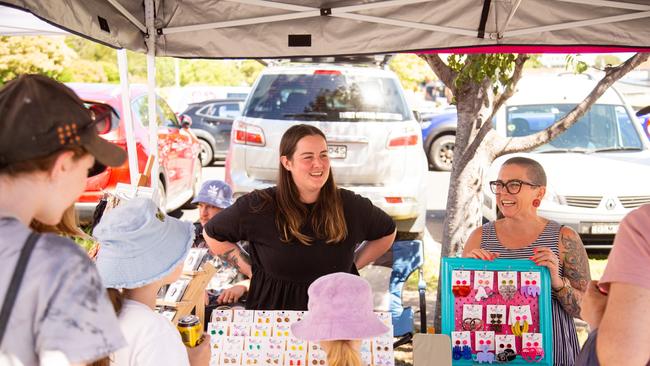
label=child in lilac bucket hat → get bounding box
[291,272,389,366]
[94,197,211,366]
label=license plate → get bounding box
[591,223,619,234]
[328,145,347,159]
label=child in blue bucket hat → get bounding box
[191,179,233,248]
[94,197,211,366]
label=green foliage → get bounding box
[565,54,589,74]
[524,55,543,69]
[3,35,264,87]
[389,53,436,91]
[447,54,518,93]
[0,36,75,84]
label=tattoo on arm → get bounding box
[556,228,591,318]
[217,248,252,274]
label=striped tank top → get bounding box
[481,220,580,366]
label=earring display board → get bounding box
[156,260,216,325]
[207,309,394,366]
[441,258,553,365]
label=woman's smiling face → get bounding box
[282,134,330,202]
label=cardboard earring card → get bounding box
[223,336,245,352]
[234,309,255,323]
[451,331,471,347]
[509,305,533,325]
[497,271,518,288]
[522,333,543,348]
[232,323,251,337]
[245,337,264,352]
[243,351,262,365]
[272,310,293,325]
[212,309,234,323]
[252,324,272,337]
[451,270,471,288]
[222,351,242,366]
[286,338,307,355]
[373,337,394,366]
[462,304,482,322]
[283,352,305,366]
[495,335,516,353]
[163,278,189,302]
[263,338,285,354]
[475,331,495,351]
[208,322,229,337]
[273,323,292,339]
[262,351,282,366]
[255,310,274,324]
[474,271,494,289]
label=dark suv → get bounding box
[179,99,245,166]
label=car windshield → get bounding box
[505,104,643,152]
[243,72,411,121]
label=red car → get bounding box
[70,83,202,221]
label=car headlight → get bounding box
[544,189,565,205]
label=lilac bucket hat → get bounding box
[291,272,389,341]
[191,180,233,209]
[93,197,194,289]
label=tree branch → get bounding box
[419,54,457,93]
[498,52,649,156]
[489,54,528,121]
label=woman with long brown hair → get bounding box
[204,124,396,310]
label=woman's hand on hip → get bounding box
[466,248,499,261]
[530,247,562,287]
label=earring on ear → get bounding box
[532,199,540,207]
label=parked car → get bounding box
[482,77,650,249]
[420,106,457,171]
[637,105,650,140]
[225,63,428,237]
[70,83,202,221]
[179,98,245,166]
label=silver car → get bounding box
[225,64,428,237]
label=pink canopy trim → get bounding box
[416,45,650,54]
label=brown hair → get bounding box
[320,341,362,366]
[0,146,88,176]
[502,156,547,186]
[261,124,347,245]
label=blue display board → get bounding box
[441,258,553,365]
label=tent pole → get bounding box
[117,49,139,186]
[145,0,160,201]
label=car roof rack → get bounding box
[267,54,393,68]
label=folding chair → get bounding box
[390,239,427,348]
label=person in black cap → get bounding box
[0,74,127,365]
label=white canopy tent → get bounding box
[2,0,650,58]
[2,0,650,192]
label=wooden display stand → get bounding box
[157,262,217,325]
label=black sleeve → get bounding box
[343,189,396,241]
[204,194,247,243]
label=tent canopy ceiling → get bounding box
[2,0,650,58]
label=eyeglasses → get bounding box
[489,179,539,194]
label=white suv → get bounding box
[225,63,428,237]
[482,76,650,248]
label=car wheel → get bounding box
[198,139,213,167]
[429,134,455,171]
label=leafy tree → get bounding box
[0,36,74,84]
[420,52,649,329]
[388,53,436,91]
[594,54,622,69]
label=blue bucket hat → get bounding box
[93,197,194,289]
[191,180,233,209]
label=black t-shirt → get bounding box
[204,187,395,310]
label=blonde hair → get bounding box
[30,205,90,240]
[320,340,362,366]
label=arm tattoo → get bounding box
[555,229,591,318]
[217,248,252,273]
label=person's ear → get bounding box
[280,156,292,171]
[537,186,546,201]
[49,151,75,182]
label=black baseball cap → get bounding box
[0,74,127,168]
